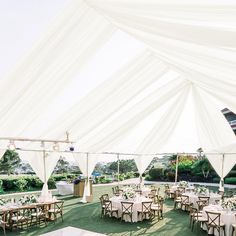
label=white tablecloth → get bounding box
[56,181,73,195]
[110,196,152,222]
[183,193,221,208]
[202,205,235,236]
[170,185,194,193]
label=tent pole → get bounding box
[86,152,89,196]
[43,150,47,185]
[117,154,120,186]
[175,155,179,185]
[220,153,225,191]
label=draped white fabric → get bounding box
[0,0,115,136]
[18,151,61,196]
[0,149,5,160]
[0,0,236,192]
[73,153,98,203]
[38,51,168,140]
[192,86,236,187]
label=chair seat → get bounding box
[31,212,45,217]
[107,208,118,212]
[48,209,61,213]
[151,205,161,211]
[195,216,207,222]
[190,212,203,217]
[208,222,225,227]
[11,216,28,222]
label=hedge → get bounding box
[225,177,236,184]
[0,174,77,194]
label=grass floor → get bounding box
[5,185,213,236]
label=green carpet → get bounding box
[6,185,208,236]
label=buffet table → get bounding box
[56,181,73,195]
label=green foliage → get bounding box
[48,177,56,189]
[144,174,152,181]
[148,168,164,180]
[191,158,214,178]
[0,150,21,175]
[14,178,28,191]
[226,170,236,178]
[212,177,220,183]
[225,177,236,184]
[107,159,138,174]
[0,179,3,193]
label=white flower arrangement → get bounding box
[221,197,236,211]
[18,195,38,205]
[179,181,188,187]
[0,199,6,206]
[196,186,209,195]
[122,187,135,200]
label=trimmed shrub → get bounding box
[212,177,220,183]
[144,174,152,181]
[48,177,56,189]
[149,168,164,180]
[14,178,28,192]
[225,177,236,185]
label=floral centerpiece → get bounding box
[0,199,6,206]
[221,197,236,211]
[196,186,209,196]
[122,187,135,200]
[179,181,188,187]
[18,195,38,205]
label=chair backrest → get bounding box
[196,200,208,211]
[104,200,112,211]
[135,190,142,195]
[177,187,185,194]
[198,196,210,205]
[53,200,64,213]
[142,201,152,213]
[151,189,157,196]
[101,194,109,201]
[174,190,181,199]
[121,201,134,214]
[205,211,221,227]
[181,195,189,204]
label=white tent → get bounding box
[0,0,236,198]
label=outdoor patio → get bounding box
[5,184,216,236]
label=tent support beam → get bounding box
[117,154,120,186]
[175,155,179,185]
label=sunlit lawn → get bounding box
[6,184,217,236]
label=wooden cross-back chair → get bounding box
[121,202,134,222]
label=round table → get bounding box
[202,205,235,236]
[183,193,221,208]
[110,196,152,222]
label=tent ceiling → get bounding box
[0,0,235,171]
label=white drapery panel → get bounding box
[0,0,115,136]
[134,84,190,174]
[72,153,98,203]
[87,0,236,114]
[79,77,189,152]
[39,51,168,140]
[192,86,236,184]
[18,151,61,196]
[87,0,236,48]
[0,149,5,160]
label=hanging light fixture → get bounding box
[8,140,16,150]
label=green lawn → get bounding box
[6,185,209,236]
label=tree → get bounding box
[191,158,213,178]
[107,159,138,174]
[54,157,70,174]
[0,150,21,175]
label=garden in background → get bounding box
[0,149,235,194]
